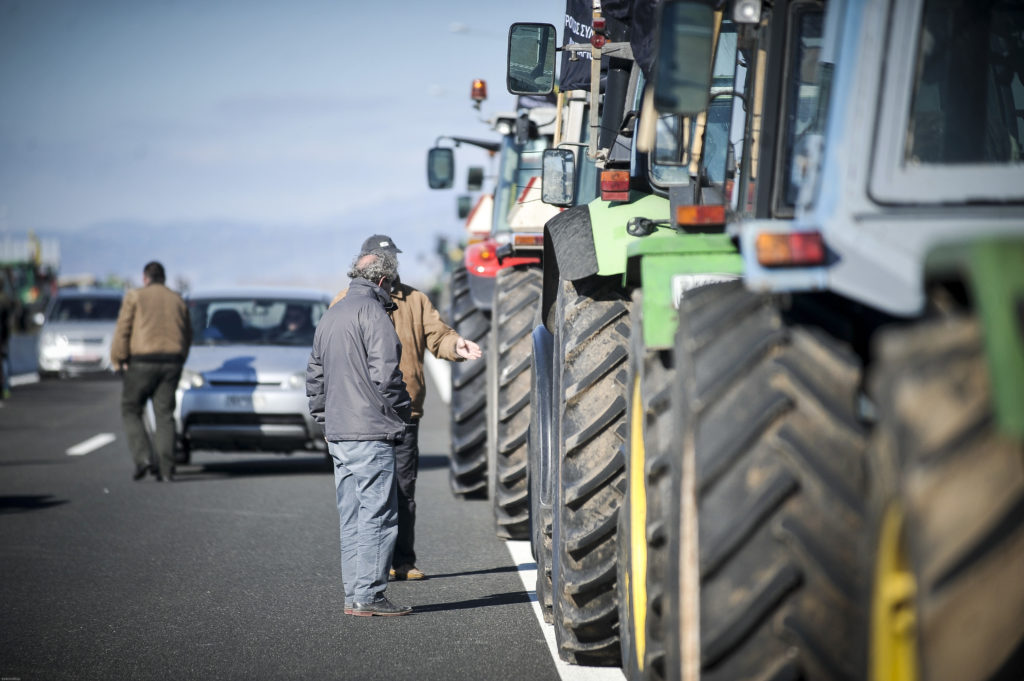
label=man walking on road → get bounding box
[309,250,414,617]
[332,234,482,581]
[110,261,191,481]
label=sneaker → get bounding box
[344,603,354,615]
[391,565,426,581]
[351,596,412,617]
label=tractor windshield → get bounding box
[492,135,549,234]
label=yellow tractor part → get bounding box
[871,503,918,681]
[629,376,649,670]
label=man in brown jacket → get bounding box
[110,261,191,481]
[332,235,482,579]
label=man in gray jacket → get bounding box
[307,250,413,617]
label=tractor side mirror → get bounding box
[653,0,715,115]
[542,148,576,207]
[427,147,455,189]
[457,195,473,219]
[466,166,485,192]
[507,23,557,95]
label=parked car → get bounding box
[37,288,123,377]
[173,288,330,463]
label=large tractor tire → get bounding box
[663,281,869,681]
[868,317,1024,681]
[489,266,542,539]
[619,290,675,681]
[554,275,631,666]
[448,265,489,498]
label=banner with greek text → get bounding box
[560,0,593,91]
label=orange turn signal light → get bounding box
[513,233,544,247]
[756,232,826,267]
[471,79,488,103]
[478,248,494,260]
[676,204,726,227]
[601,170,630,202]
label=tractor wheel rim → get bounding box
[871,502,918,681]
[629,375,648,670]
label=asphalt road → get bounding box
[0,374,565,681]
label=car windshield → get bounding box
[49,296,122,321]
[189,297,327,346]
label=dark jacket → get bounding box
[331,281,462,419]
[110,282,191,365]
[307,277,411,442]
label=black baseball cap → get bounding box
[360,234,402,255]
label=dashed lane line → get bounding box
[66,433,116,456]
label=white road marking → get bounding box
[11,372,40,387]
[428,347,622,678]
[505,540,626,681]
[66,433,116,456]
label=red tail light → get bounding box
[756,232,826,267]
[601,170,630,201]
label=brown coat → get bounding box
[332,282,460,419]
[110,283,191,364]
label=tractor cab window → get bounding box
[907,0,1024,165]
[492,135,549,233]
[780,7,825,208]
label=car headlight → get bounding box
[287,372,305,390]
[179,369,205,389]
[40,332,68,347]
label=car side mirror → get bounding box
[507,23,557,95]
[542,148,576,207]
[427,147,454,189]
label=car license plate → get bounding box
[225,395,253,408]
[71,354,101,363]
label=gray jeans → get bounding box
[328,440,398,604]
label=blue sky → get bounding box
[0,0,564,291]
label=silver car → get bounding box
[37,288,123,376]
[174,288,330,463]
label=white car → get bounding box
[173,288,330,463]
[37,288,123,377]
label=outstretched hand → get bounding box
[455,337,483,360]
